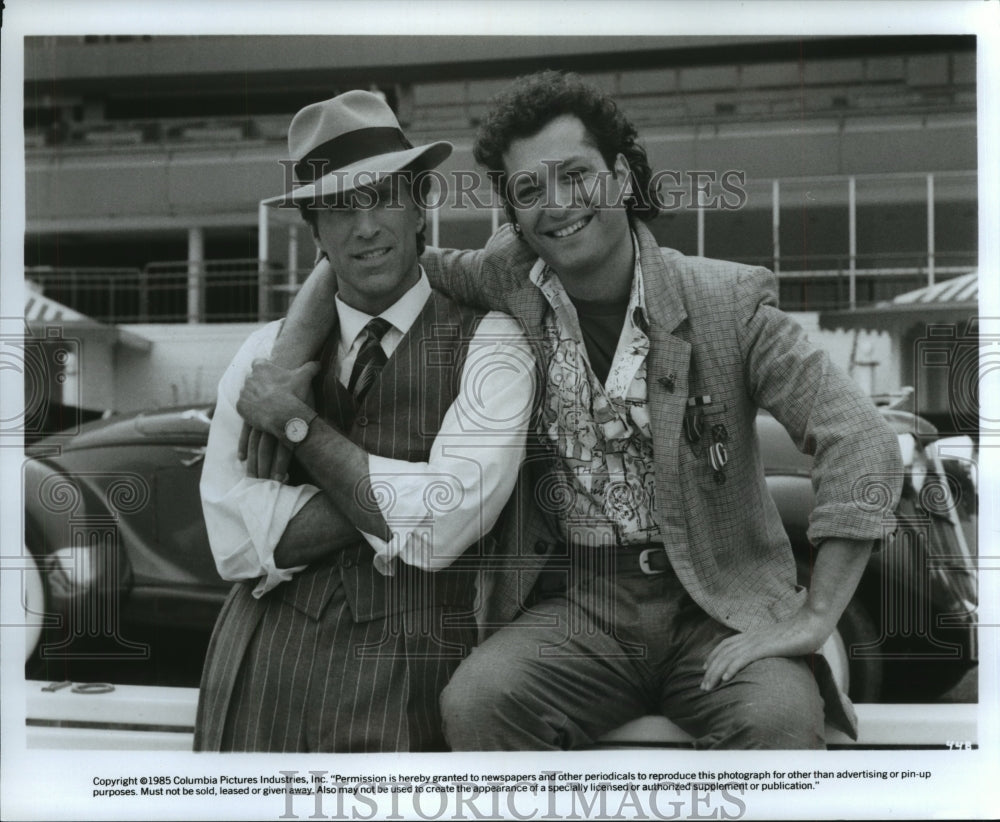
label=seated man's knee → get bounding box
[730,697,824,749]
[441,644,561,750]
[441,656,491,722]
[702,660,825,749]
[440,650,508,739]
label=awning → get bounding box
[24,288,87,323]
[819,271,978,334]
[24,284,151,352]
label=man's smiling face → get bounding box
[312,175,423,315]
[502,114,634,296]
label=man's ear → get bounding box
[306,223,328,265]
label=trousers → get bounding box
[441,552,825,750]
[196,578,474,752]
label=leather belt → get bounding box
[530,544,672,604]
[614,544,669,576]
[561,544,670,577]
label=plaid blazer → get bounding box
[423,223,902,738]
[422,223,902,636]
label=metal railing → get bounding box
[26,259,291,325]
[25,252,977,325]
[725,251,977,311]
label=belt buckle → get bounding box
[638,548,666,576]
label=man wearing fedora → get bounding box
[194,90,534,752]
[256,72,902,750]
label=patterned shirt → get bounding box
[530,236,661,548]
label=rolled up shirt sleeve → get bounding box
[363,311,535,574]
[199,322,319,596]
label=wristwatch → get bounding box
[283,411,318,448]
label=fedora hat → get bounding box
[264,90,452,206]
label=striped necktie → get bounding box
[347,317,392,406]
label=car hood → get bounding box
[29,406,212,453]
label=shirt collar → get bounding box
[529,232,648,331]
[630,234,649,332]
[336,268,431,350]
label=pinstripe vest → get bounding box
[281,289,485,623]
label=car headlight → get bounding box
[22,551,45,660]
[48,546,101,598]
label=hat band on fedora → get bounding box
[294,126,414,183]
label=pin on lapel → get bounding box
[683,407,704,446]
[709,423,729,484]
[709,441,728,483]
[682,394,711,451]
[683,396,729,482]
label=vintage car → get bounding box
[22,403,978,702]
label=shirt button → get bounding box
[355,415,368,427]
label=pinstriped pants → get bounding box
[194,579,474,753]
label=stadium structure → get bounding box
[21,34,977,426]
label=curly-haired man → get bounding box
[252,71,901,750]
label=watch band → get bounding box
[284,410,319,448]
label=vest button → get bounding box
[341,553,356,568]
[355,415,368,427]
[533,540,548,555]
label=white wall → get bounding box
[115,323,266,413]
[793,313,899,397]
[109,315,900,415]
[76,336,116,411]
[27,325,116,413]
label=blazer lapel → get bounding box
[636,222,686,334]
[635,224,693,537]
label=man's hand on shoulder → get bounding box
[235,257,336,481]
[236,359,319,439]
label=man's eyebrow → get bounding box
[510,172,540,188]
[511,156,597,182]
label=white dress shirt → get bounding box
[200,271,534,596]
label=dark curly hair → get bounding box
[473,70,660,229]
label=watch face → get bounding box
[284,417,310,444]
